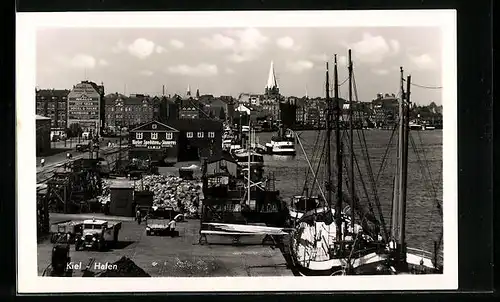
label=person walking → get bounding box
[136,207,142,225]
[40,158,45,167]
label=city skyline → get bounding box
[37,27,443,105]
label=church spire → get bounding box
[265,61,279,89]
[187,84,191,96]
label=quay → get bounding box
[37,214,293,277]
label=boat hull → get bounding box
[272,149,296,156]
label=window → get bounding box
[166,132,173,140]
[208,132,215,138]
[197,132,204,138]
[151,132,158,140]
[186,132,193,138]
[136,132,143,139]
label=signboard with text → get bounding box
[131,139,177,149]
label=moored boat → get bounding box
[286,50,443,276]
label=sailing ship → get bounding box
[286,50,443,276]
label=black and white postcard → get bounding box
[16,10,457,293]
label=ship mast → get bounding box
[391,67,404,244]
[397,74,411,264]
[325,62,333,209]
[333,55,343,242]
[348,49,355,228]
[247,119,251,207]
[391,67,412,267]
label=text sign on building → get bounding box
[132,139,177,149]
[67,83,101,123]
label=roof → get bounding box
[83,219,107,224]
[130,120,179,132]
[36,89,70,97]
[36,115,51,120]
[266,61,279,89]
[125,95,150,106]
[109,179,135,189]
[168,118,223,132]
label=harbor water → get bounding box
[256,129,443,254]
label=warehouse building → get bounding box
[67,81,105,136]
[168,119,223,162]
[129,121,179,165]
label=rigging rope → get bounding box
[375,124,398,184]
[338,77,348,87]
[295,131,327,203]
[352,71,390,241]
[402,78,443,89]
[415,130,442,217]
[409,133,443,252]
[340,129,379,239]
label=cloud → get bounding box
[276,36,300,51]
[155,46,167,53]
[338,55,348,66]
[408,53,436,70]
[345,33,400,63]
[170,39,185,49]
[201,28,269,63]
[98,59,109,66]
[371,68,389,75]
[200,34,235,50]
[69,54,96,69]
[389,40,400,54]
[286,60,314,73]
[228,53,255,63]
[225,67,235,74]
[311,53,329,62]
[112,41,127,54]
[167,63,218,77]
[128,38,156,59]
[139,70,154,76]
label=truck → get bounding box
[50,220,83,244]
[75,143,90,152]
[74,218,122,251]
[145,218,178,237]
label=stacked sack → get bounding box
[139,174,203,215]
[97,179,112,205]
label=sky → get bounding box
[36,27,443,105]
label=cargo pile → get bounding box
[97,176,203,215]
[97,179,112,205]
[97,256,150,277]
[142,174,202,215]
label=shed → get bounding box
[109,179,135,217]
[205,152,237,177]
